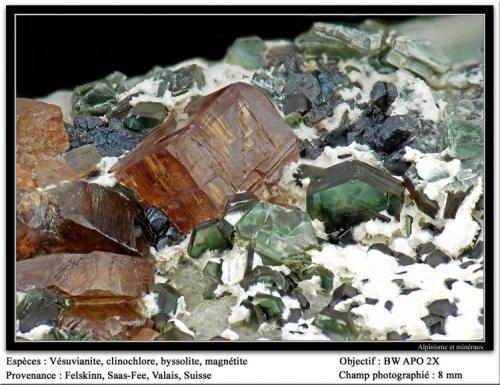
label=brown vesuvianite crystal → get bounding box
[58,300,152,340]
[113,82,299,232]
[16,98,70,191]
[16,181,149,259]
[17,252,153,299]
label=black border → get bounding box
[6,5,495,351]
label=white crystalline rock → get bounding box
[220,246,248,286]
[282,296,301,310]
[415,157,461,181]
[137,292,160,318]
[119,78,162,101]
[281,318,330,341]
[390,237,416,257]
[434,181,482,258]
[88,156,120,188]
[89,173,117,188]
[269,264,291,275]
[224,211,246,226]
[294,123,319,141]
[152,237,190,275]
[16,325,53,341]
[298,276,323,297]
[316,102,362,132]
[252,252,263,269]
[220,328,240,341]
[338,86,363,101]
[228,305,250,324]
[16,291,27,305]
[170,319,195,336]
[352,217,401,244]
[202,62,254,94]
[333,294,365,312]
[311,219,327,240]
[96,156,119,174]
[175,296,191,317]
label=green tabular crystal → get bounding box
[16,288,68,333]
[301,265,334,293]
[153,64,205,97]
[71,71,128,117]
[253,293,285,321]
[202,261,222,300]
[151,283,182,316]
[235,201,319,263]
[187,219,232,259]
[122,102,168,133]
[383,35,450,80]
[295,22,384,59]
[239,266,292,292]
[222,192,259,226]
[159,321,194,341]
[313,308,357,338]
[225,36,267,70]
[306,160,404,232]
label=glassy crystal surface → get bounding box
[16,288,67,333]
[222,192,259,226]
[151,283,182,315]
[225,37,267,70]
[71,71,127,117]
[235,201,318,263]
[295,22,383,58]
[17,252,153,299]
[307,160,405,231]
[187,219,232,259]
[113,82,299,232]
[384,35,450,79]
[16,181,149,258]
[123,102,168,133]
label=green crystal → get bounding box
[306,161,404,231]
[71,71,127,117]
[313,308,357,338]
[225,36,267,70]
[154,64,205,97]
[240,266,291,291]
[235,201,319,263]
[443,109,483,161]
[202,261,222,300]
[384,35,450,79]
[151,283,182,315]
[222,192,259,226]
[295,22,383,59]
[16,288,67,333]
[253,293,285,320]
[301,265,334,293]
[123,102,168,133]
[159,321,194,341]
[187,219,232,259]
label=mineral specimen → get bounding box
[222,192,259,225]
[225,37,267,70]
[122,102,168,133]
[306,160,405,231]
[113,82,299,232]
[16,181,149,258]
[66,115,144,157]
[384,35,451,80]
[151,282,182,315]
[58,301,151,340]
[16,219,40,260]
[16,288,67,333]
[187,219,232,259]
[17,252,153,299]
[295,22,384,59]
[16,98,69,190]
[235,201,318,263]
[71,71,127,117]
[142,205,185,250]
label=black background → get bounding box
[16,14,409,97]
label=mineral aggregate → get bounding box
[113,82,299,233]
[16,181,149,258]
[17,16,485,342]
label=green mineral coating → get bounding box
[225,36,267,70]
[306,161,404,231]
[253,293,285,320]
[151,283,182,315]
[313,308,357,337]
[295,22,383,58]
[384,35,450,79]
[123,102,168,133]
[71,71,127,117]
[235,201,319,263]
[446,118,483,160]
[302,265,334,292]
[202,261,223,300]
[16,289,66,333]
[187,219,232,259]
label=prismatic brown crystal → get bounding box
[16,252,153,299]
[16,98,70,191]
[113,82,299,232]
[16,181,149,259]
